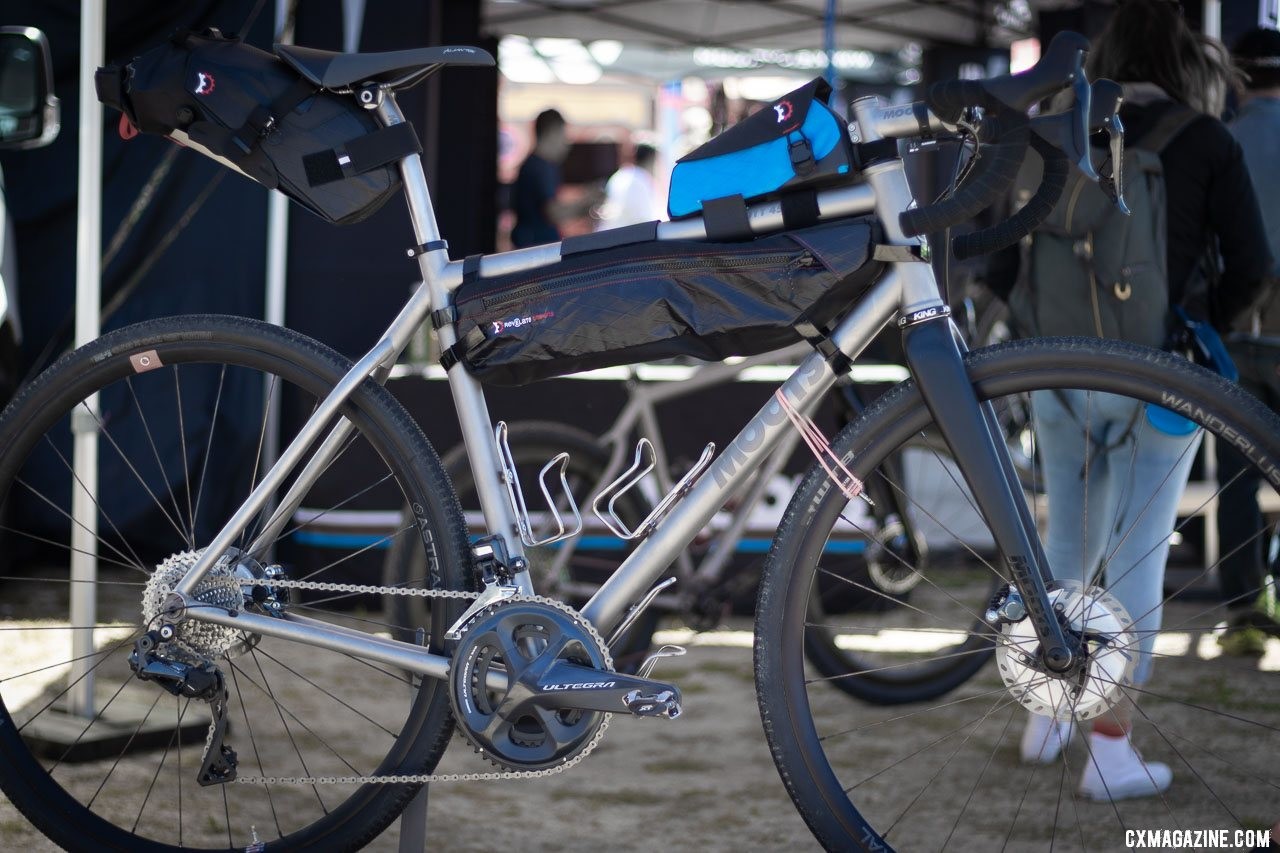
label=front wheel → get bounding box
[756,338,1280,851]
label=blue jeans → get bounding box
[1032,390,1201,685]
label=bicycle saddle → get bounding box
[274,44,494,89]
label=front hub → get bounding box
[995,580,1136,721]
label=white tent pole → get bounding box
[69,0,105,718]
[1203,0,1222,38]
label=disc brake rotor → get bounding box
[996,580,1136,721]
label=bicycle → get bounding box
[387,343,1021,703]
[0,30,1277,852]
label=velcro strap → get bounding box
[561,220,659,256]
[440,343,463,372]
[795,320,854,375]
[430,306,457,329]
[703,194,753,242]
[780,190,821,230]
[872,244,927,263]
[303,122,422,187]
[462,253,483,282]
[913,101,933,137]
[407,239,449,259]
[230,76,317,155]
[854,138,898,167]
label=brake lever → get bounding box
[1028,78,1122,182]
[1069,70,1097,181]
[1100,111,1130,216]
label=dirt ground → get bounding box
[1,604,1277,852]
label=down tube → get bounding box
[581,270,903,636]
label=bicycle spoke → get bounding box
[940,703,1019,851]
[191,364,228,549]
[15,475,149,576]
[124,375,192,549]
[228,664,284,839]
[173,365,197,548]
[252,646,399,738]
[87,689,164,809]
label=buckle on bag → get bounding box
[788,133,816,175]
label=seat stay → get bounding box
[274,43,494,90]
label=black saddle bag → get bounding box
[95,28,417,225]
[451,217,885,386]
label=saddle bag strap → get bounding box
[303,122,422,187]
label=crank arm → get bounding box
[534,660,682,718]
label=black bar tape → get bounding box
[899,112,1029,237]
[951,133,1068,260]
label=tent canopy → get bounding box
[482,0,1066,54]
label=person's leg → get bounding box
[1077,397,1200,800]
[1020,390,1116,763]
[1031,389,1114,586]
[1096,408,1202,686]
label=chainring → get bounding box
[996,580,1137,722]
[450,597,612,772]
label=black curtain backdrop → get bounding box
[0,2,495,566]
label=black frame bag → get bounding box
[450,217,885,386]
[96,28,416,225]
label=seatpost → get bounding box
[376,93,532,586]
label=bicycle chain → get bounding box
[229,578,611,786]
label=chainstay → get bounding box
[229,582,611,785]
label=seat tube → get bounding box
[378,95,530,582]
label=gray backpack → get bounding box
[1008,104,1199,347]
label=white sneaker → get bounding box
[1020,712,1075,764]
[1078,731,1172,801]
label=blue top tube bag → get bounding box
[667,77,854,219]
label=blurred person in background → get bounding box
[1215,26,1280,656]
[594,143,659,230]
[994,0,1271,801]
[511,108,570,248]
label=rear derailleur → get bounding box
[129,630,237,786]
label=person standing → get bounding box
[511,109,571,248]
[594,143,659,230]
[1001,0,1272,801]
[1215,27,1280,656]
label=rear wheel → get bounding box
[0,315,469,851]
[756,338,1280,850]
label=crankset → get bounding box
[450,597,683,772]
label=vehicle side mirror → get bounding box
[0,26,59,150]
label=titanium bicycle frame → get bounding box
[171,91,1079,684]
[532,343,909,607]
